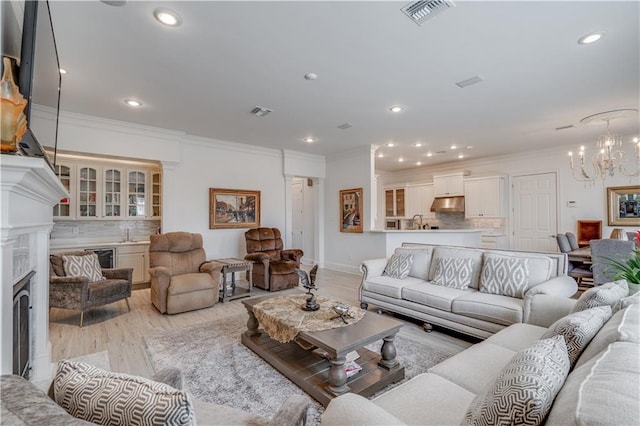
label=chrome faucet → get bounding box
[412,214,424,230]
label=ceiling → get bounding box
[47,1,640,171]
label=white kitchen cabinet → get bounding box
[103,167,124,218]
[481,235,509,249]
[406,184,435,219]
[385,187,406,217]
[117,244,150,284]
[433,173,466,197]
[464,176,506,218]
[77,165,99,219]
[53,162,74,219]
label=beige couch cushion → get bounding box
[395,247,433,280]
[485,323,547,352]
[575,304,640,369]
[463,336,570,426]
[373,373,476,426]
[546,341,640,426]
[428,342,517,394]
[451,292,524,326]
[401,282,471,312]
[168,273,216,295]
[429,247,484,289]
[363,276,425,299]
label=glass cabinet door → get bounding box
[53,164,72,218]
[78,166,98,218]
[128,171,146,217]
[396,189,405,217]
[152,172,161,218]
[103,168,122,218]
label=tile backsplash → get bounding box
[403,213,506,233]
[51,220,161,242]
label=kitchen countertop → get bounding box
[50,239,150,250]
[370,229,482,233]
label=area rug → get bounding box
[143,314,456,425]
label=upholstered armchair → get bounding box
[49,251,133,327]
[148,232,223,314]
[244,227,304,291]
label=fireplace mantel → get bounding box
[1,155,68,383]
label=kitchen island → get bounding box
[369,229,482,257]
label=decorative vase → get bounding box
[1,57,28,153]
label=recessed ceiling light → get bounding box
[458,154,464,159]
[633,137,639,143]
[59,68,67,75]
[450,144,457,150]
[466,145,473,150]
[416,161,422,166]
[426,152,433,157]
[386,142,395,147]
[398,158,404,162]
[578,31,605,45]
[124,99,142,107]
[413,142,422,147]
[377,153,384,158]
[154,8,182,26]
[389,106,403,113]
[303,137,315,143]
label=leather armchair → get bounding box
[244,227,303,291]
[49,251,133,327]
[149,232,223,314]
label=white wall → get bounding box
[380,144,640,241]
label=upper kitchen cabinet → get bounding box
[385,187,406,217]
[433,172,468,197]
[50,153,162,221]
[53,162,74,219]
[406,184,435,219]
[464,176,506,218]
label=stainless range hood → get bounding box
[430,196,465,213]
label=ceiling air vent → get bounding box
[337,123,352,130]
[401,0,455,25]
[555,124,575,131]
[456,75,484,88]
[250,106,273,117]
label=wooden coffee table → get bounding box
[241,295,404,407]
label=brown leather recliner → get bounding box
[244,227,303,291]
[148,232,223,314]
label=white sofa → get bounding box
[359,243,577,339]
[323,282,640,425]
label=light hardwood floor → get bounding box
[49,268,475,378]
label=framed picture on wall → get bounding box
[209,188,260,229]
[340,187,363,233]
[607,185,640,226]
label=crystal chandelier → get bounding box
[568,119,640,184]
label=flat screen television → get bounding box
[18,0,61,169]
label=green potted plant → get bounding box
[601,230,640,294]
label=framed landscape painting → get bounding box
[340,188,363,233]
[209,188,260,229]
[607,185,640,226]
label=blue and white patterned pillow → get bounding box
[383,252,414,279]
[432,257,474,289]
[541,305,612,367]
[62,254,105,283]
[54,360,195,426]
[463,335,570,426]
[480,255,530,298]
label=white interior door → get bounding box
[291,179,304,257]
[512,172,558,252]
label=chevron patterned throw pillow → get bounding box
[54,360,195,426]
[463,335,570,426]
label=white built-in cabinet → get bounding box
[406,184,435,219]
[385,187,406,217]
[117,244,150,284]
[433,173,466,197]
[464,176,506,218]
[52,157,161,220]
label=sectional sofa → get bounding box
[359,243,577,338]
[323,280,640,425]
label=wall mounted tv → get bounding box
[18,0,61,168]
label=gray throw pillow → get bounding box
[571,280,629,313]
[463,335,570,426]
[54,360,195,426]
[541,305,612,367]
[383,252,413,279]
[480,255,530,298]
[62,254,105,283]
[433,257,474,289]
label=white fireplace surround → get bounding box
[1,155,68,383]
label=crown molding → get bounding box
[181,134,281,159]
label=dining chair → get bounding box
[566,232,580,251]
[556,233,593,287]
[590,239,635,286]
